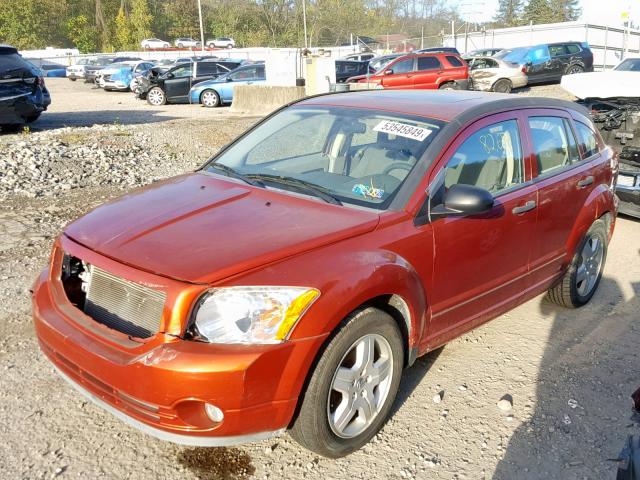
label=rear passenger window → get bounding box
[445,56,463,67]
[549,45,568,57]
[444,120,524,194]
[529,116,581,174]
[575,121,600,158]
[417,56,441,71]
[566,44,581,54]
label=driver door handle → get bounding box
[577,176,594,188]
[512,200,536,215]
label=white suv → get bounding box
[174,38,200,48]
[141,38,170,49]
[206,37,236,49]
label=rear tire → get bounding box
[438,81,457,90]
[25,113,41,123]
[69,78,76,82]
[566,64,584,75]
[290,307,404,458]
[492,78,512,93]
[547,219,607,308]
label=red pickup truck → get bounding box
[349,52,469,90]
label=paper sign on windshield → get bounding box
[373,120,432,141]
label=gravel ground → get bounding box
[0,79,638,480]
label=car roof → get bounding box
[297,90,586,123]
[0,45,18,54]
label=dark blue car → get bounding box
[0,45,51,130]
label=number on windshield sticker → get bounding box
[373,120,432,141]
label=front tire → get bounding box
[547,219,607,308]
[290,307,404,458]
[200,89,220,107]
[146,87,166,106]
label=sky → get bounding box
[455,0,640,27]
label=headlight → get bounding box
[192,287,320,344]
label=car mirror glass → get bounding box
[384,69,394,75]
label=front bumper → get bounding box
[103,80,129,91]
[616,169,640,218]
[32,237,327,445]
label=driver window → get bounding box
[444,120,524,194]
[389,58,414,74]
[171,66,192,78]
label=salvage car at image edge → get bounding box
[561,56,640,218]
[0,44,51,129]
[32,90,617,458]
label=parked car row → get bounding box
[140,37,236,50]
[344,41,593,94]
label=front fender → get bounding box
[566,182,616,258]
[225,247,429,351]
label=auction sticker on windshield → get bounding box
[373,120,432,141]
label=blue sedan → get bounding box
[189,63,265,107]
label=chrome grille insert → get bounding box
[84,265,165,338]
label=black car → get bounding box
[136,59,242,105]
[494,42,593,84]
[335,60,374,83]
[0,45,51,130]
[84,57,117,83]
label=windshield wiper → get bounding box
[247,174,342,205]
[208,163,265,188]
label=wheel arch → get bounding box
[566,183,617,260]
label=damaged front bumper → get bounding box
[32,236,325,446]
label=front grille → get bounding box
[84,265,165,338]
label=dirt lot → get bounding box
[0,79,638,480]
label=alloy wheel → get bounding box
[327,334,393,439]
[201,90,219,107]
[147,89,165,106]
[576,235,604,297]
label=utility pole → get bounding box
[197,0,205,52]
[302,0,308,49]
[421,25,424,49]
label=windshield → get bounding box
[203,106,443,209]
[614,58,640,71]
[494,47,529,65]
[370,56,400,73]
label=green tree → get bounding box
[522,0,554,25]
[495,0,524,26]
[67,15,98,52]
[549,0,581,22]
[114,5,136,50]
[130,0,153,44]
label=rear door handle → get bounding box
[512,200,536,215]
[577,176,594,188]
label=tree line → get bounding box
[494,0,581,27]
[0,0,582,53]
[0,0,461,52]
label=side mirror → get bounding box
[164,73,174,79]
[226,77,233,82]
[431,184,494,218]
[384,69,394,75]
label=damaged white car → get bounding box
[467,56,527,93]
[561,57,640,217]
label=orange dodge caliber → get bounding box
[33,91,617,457]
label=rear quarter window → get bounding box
[575,121,600,158]
[566,44,581,54]
[417,56,441,71]
[445,56,464,67]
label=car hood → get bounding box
[64,173,380,284]
[560,71,640,99]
